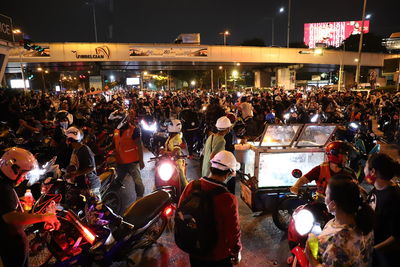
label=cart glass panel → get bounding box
[296,125,336,147]
[260,125,302,147]
[258,152,325,187]
[244,149,256,177]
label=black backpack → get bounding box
[174,179,228,257]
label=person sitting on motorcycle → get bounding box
[290,141,356,198]
[65,127,102,200]
[0,147,60,267]
[179,101,202,157]
[163,119,188,187]
[17,111,43,146]
[305,174,374,267]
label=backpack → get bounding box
[174,179,228,257]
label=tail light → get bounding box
[65,211,96,244]
[163,205,175,217]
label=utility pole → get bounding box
[355,0,367,86]
[287,0,291,48]
[211,69,214,91]
[92,2,98,42]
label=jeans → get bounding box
[116,162,144,197]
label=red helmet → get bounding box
[325,141,351,165]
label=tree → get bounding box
[340,32,386,53]
[241,38,266,47]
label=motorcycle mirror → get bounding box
[292,169,303,179]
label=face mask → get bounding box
[326,200,336,216]
[60,122,68,129]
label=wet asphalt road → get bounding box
[114,148,291,267]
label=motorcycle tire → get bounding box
[272,197,306,232]
[102,191,122,215]
[137,215,168,248]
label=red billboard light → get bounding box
[304,20,370,48]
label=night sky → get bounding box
[2,0,400,46]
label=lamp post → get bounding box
[355,0,368,86]
[287,0,291,48]
[220,30,230,45]
[85,1,98,42]
[13,29,27,92]
[37,67,47,92]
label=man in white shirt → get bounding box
[238,96,254,120]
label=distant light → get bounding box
[314,48,323,55]
[219,66,223,70]
[55,85,60,92]
[279,7,285,13]
[224,30,230,35]
[232,70,239,78]
[190,80,196,86]
[13,29,21,34]
[365,14,371,19]
[110,75,115,81]
[37,67,43,72]
[354,58,359,62]
[236,63,241,66]
[143,71,148,75]
[44,70,49,74]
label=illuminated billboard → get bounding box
[304,20,370,48]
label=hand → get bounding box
[290,186,299,195]
[19,119,27,127]
[231,251,241,265]
[42,213,60,231]
[139,160,145,170]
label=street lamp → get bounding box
[13,29,21,34]
[265,7,285,47]
[365,14,372,19]
[85,1,98,42]
[287,0,291,48]
[190,80,196,86]
[220,30,230,45]
[355,0,368,86]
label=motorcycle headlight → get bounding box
[158,163,174,181]
[349,122,359,130]
[310,114,319,123]
[293,209,315,236]
[141,120,157,132]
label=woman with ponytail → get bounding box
[306,174,374,267]
[365,153,400,267]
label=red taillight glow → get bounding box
[163,206,173,217]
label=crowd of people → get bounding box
[0,86,399,267]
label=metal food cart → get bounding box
[236,124,337,212]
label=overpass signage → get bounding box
[0,14,13,43]
[72,46,110,59]
[129,46,207,57]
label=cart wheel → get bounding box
[272,197,305,231]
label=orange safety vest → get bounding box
[113,125,140,164]
[317,162,331,196]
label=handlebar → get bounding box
[149,154,188,161]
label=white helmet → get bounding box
[215,116,232,131]
[65,127,83,142]
[210,150,240,174]
[56,110,74,125]
[0,147,38,182]
[168,119,182,133]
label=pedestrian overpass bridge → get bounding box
[6,42,387,68]
[4,42,397,89]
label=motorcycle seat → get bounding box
[123,190,170,229]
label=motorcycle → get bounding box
[272,170,319,232]
[28,168,176,266]
[150,154,187,202]
[140,116,158,151]
[277,170,331,267]
[149,121,169,157]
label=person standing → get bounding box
[201,116,232,177]
[177,150,242,267]
[364,153,400,267]
[113,113,145,199]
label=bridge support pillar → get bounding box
[254,70,271,88]
[276,67,296,90]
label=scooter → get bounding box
[281,170,331,267]
[28,168,176,266]
[150,154,187,202]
